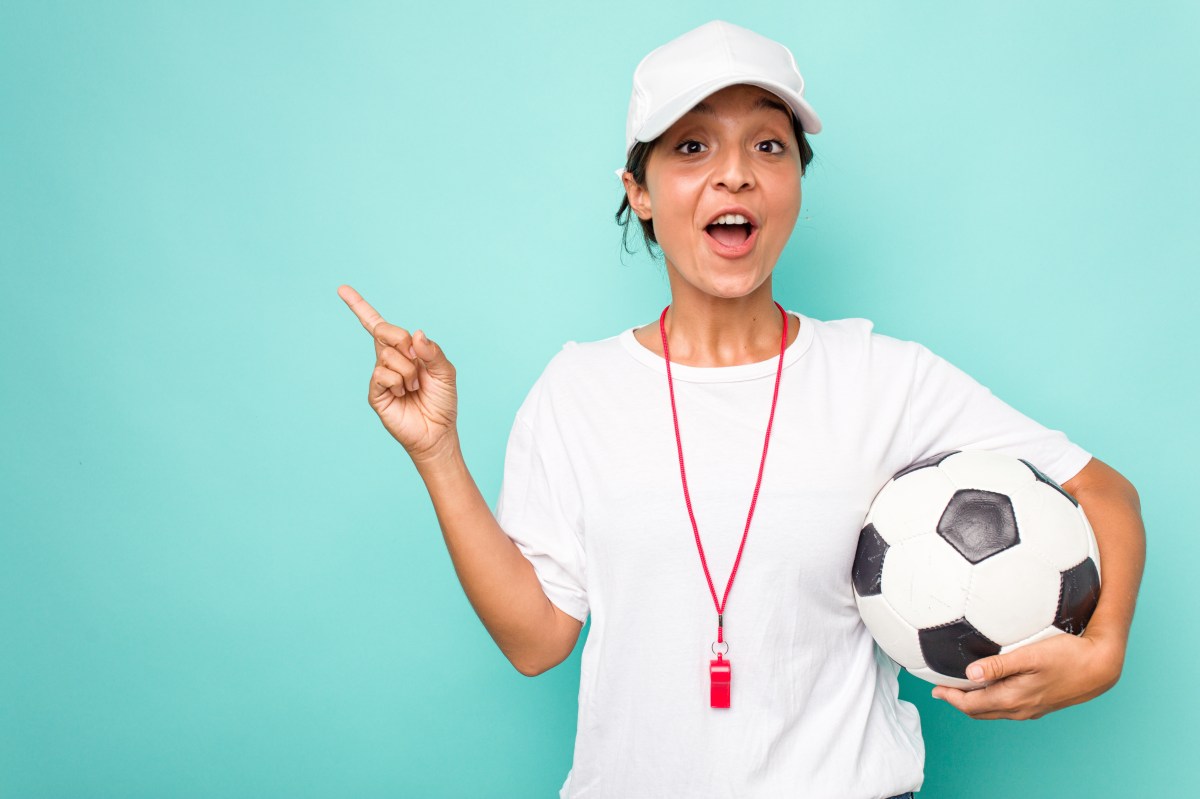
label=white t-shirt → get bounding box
[493,310,1092,799]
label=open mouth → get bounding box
[704,221,754,248]
[703,220,759,257]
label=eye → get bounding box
[673,138,788,156]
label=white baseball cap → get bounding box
[615,20,822,179]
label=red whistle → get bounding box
[710,656,731,708]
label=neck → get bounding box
[644,275,796,368]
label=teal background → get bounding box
[1,1,1192,796]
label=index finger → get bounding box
[337,284,388,337]
[941,678,1022,717]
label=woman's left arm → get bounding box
[932,456,1145,720]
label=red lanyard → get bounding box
[659,301,788,709]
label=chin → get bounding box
[668,250,771,296]
[704,272,765,298]
[700,262,768,293]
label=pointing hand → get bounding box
[337,284,459,465]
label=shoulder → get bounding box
[541,331,626,383]
[513,331,628,422]
[811,315,924,367]
[815,315,875,344]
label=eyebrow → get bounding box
[686,95,793,123]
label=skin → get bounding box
[621,83,804,367]
[335,284,458,466]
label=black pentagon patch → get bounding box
[852,523,888,597]
[1019,458,1079,507]
[918,618,1002,679]
[892,450,959,481]
[1054,557,1101,635]
[937,488,1019,564]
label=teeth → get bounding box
[710,213,749,226]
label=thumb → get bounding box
[411,329,453,377]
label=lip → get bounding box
[703,205,760,228]
[701,205,760,259]
[703,222,760,259]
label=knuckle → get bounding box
[374,321,408,344]
[379,347,410,374]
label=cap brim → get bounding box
[635,75,822,146]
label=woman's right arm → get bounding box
[414,436,584,676]
[337,285,581,677]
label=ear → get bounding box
[622,172,652,221]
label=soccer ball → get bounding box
[852,449,1101,690]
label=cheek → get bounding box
[773,185,803,230]
[651,198,696,245]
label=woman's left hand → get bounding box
[930,629,1126,720]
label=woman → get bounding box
[338,19,1138,799]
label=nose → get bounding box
[710,143,755,191]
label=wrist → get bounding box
[412,432,464,478]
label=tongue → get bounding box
[707,224,749,247]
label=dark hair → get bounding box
[614,113,815,260]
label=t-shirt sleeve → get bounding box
[493,375,589,624]
[905,341,1093,486]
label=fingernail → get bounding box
[413,378,419,390]
[967,665,983,681]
